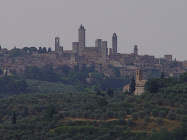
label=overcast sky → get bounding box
[0,0,187,60]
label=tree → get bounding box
[129,76,136,94]
[29,47,37,53]
[12,111,16,124]
[0,69,3,75]
[48,47,52,52]
[159,111,166,118]
[113,67,120,77]
[38,47,42,53]
[46,105,56,121]
[127,118,134,127]
[160,72,165,79]
[42,47,47,53]
[97,97,108,107]
[106,89,114,96]
[0,45,1,50]
[62,65,70,74]
[152,109,159,117]
[132,112,139,120]
[168,112,176,120]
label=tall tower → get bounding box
[78,24,86,56]
[112,33,117,54]
[95,39,102,56]
[102,41,107,64]
[55,37,60,52]
[136,69,143,82]
[134,45,138,55]
[55,37,63,57]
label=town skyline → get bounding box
[0,23,186,61]
[0,0,187,61]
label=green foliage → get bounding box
[45,105,56,121]
[113,67,121,77]
[107,88,114,96]
[0,71,186,139]
[159,111,167,118]
[0,69,3,75]
[25,66,60,82]
[179,72,187,82]
[168,112,176,120]
[0,76,27,94]
[26,79,77,93]
[10,48,21,57]
[144,116,151,123]
[12,111,16,124]
[97,97,108,107]
[145,77,177,93]
[155,118,163,125]
[152,109,159,117]
[48,47,52,52]
[129,75,136,94]
[127,118,134,127]
[160,72,165,79]
[132,112,139,120]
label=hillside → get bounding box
[0,72,186,139]
[0,81,186,139]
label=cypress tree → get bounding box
[129,75,136,94]
[161,72,165,79]
[12,111,16,124]
[48,47,52,52]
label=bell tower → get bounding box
[136,69,143,82]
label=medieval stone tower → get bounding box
[95,39,102,56]
[55,37,63,57]
[134,45,138,55]
[136,69,143,82]
[112,33,117,54]
[78,24,86,56]
[101,41,108,64]
[55,37,60,51]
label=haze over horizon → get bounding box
[0,0,187,61]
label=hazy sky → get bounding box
[0,0,187,60]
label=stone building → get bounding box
[134,69,147,95]
[78,24,86,56]
[95,39,102,56]
[123,69,147,95]
[112,33,117,54]
[55,37,63,57]
[101,41,108,64]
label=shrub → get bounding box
[152,109,159,117]
[168,112,176,120]
[132,112,139,120]
[156,118,163,125]
[127,118,134,127]
[144,116,151,123]
[159,111,166,118]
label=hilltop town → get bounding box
[0,25,187,79]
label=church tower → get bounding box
[78,24,86,56]
[136,69,143,82]
[134,45,138,55]
[112,33,117,54]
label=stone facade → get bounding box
[112,33,117,54]
[78,24,86,56]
